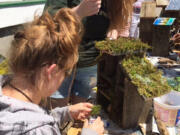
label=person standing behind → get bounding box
[44,0,135,107]
[129,0,144,39]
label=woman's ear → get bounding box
[46,64,58,80]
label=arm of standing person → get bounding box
[44,0,101,19]
[71,0,101,19]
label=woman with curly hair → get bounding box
[0,8,104,135]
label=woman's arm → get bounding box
[49,103,104,135]
[71,0,101,19]
[44,0,101,19]
[50,106,73,126]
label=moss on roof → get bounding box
[95,38,151,55]
[122,56,171,98]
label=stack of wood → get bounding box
[140,0,180,57]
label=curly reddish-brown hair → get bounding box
[9,8,83,82]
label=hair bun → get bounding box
[14,31,26,39]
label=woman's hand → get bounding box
[83,117,104,135]
[72,0,101,19]
[69,103,93,120]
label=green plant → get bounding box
[95,38,151,55]
[167,77,180,92]
[91,105,101,116]
[122,56,171,98]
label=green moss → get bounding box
[122,56,171,98]
[91,105,101,116]
[95,38,151,55]
[96,38,171,98]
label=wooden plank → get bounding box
[139,18,155,46]
[152,26,171,56]
[156,0,169,7]
[140,1,157,18]
[122,79,151,129]
[155,7,163,17]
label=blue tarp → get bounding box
[166,0,180,10]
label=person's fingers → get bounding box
[95,116,101,123]
[81,103,92,112]
[88,0,101,9]
[88,3,101,9]
[84,103,93,110]
[83,0,101,16]
[94,117,104,134]
[83,119,89,128]
[96,117,104,128]
[89,8,100,15]
[89,0,101,2]
[84,102,93,107]
[78,115,84,120]
[94,0,101,6]
[84,112,91,118]
[174,33,180,38]
[173,33,180,40]
[83,107,92,113]
[173,33,180,43]
[80,114,86,120]
[97,116,101,120]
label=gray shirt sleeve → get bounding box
[27,125,98,135]
[27,125,61,135]
[50,106,73,126]
[49,107,99,135]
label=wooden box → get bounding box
[97,53,153,129]
[156,0,169,7]
[139,18,155,46]
[152,25,171,56]
[140,1,157,18]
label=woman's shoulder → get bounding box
[0,93,60,135]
